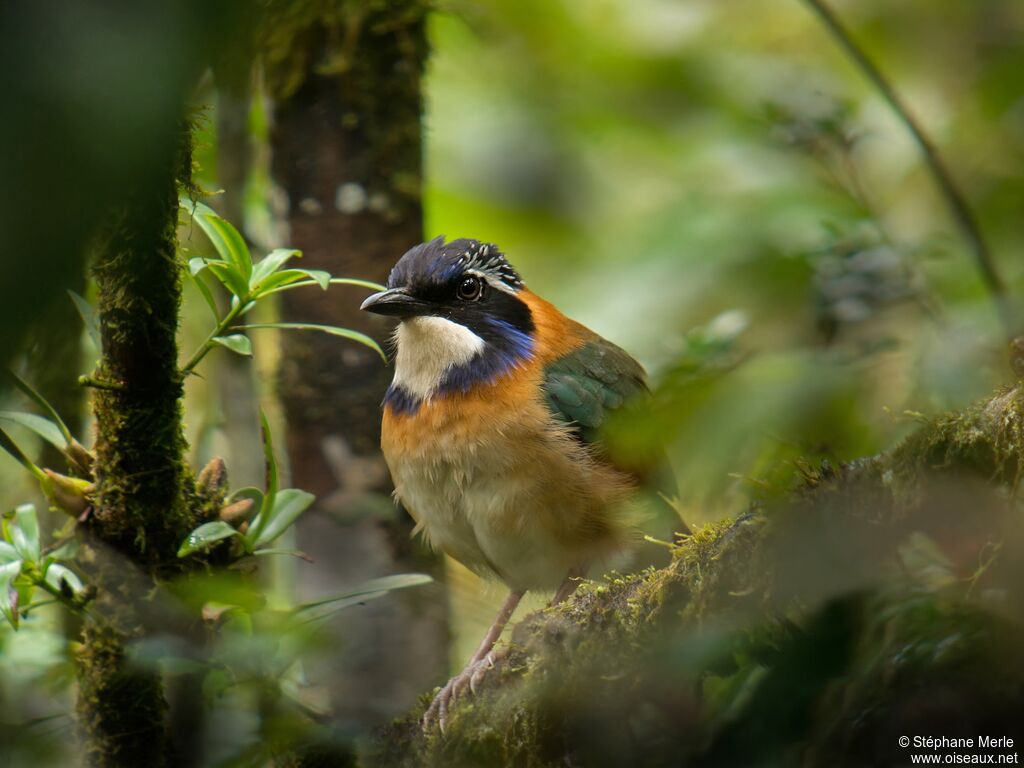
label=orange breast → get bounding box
[381,289,591,455]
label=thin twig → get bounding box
[803,0,1016,339]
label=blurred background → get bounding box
[0,0,1022,764]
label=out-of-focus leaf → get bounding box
[6,504,40,561]
[5,370,74,445]
[44,537,79,564]
[0,426,47,481]
[212,335,253,357]
[43,563,85,597]
[0,411,66,450]
[177,521,241,558]
[234,323,386,362]
[294,573,433,615]
[251,489,315,549]
[67,290,101,351]
[0,541,19,563]
[252,548,313,561]
[0,558,23,629]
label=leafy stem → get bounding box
[180,296,247,377]
[802,0,1016,339]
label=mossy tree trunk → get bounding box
[77,122,202,768]
[373,381,1024,767]
[262,0,449,728]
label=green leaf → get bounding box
[296,269,331,290]
[186,269,220,321]
[44,537,79,564]
[327,277,387,291]
[245,411,279,551]
[212,335,253,357]
[252,548,313,561]
[177,521,241,558]
[188,256,214,276]
[259,276,387,298]
[0,541,19,563]
[228,486,264,508]
[251,268,331,297]
[252,489,315,548]
[43,563,85,597]
[0,411,66,450]
[204,260,250,299]
[0,428,47,482]
[6,504,40,561]
[0,559,22,629]
[294,574,433,614]
[180,200,252,284]
[250,248,301,287]
[233,323,386,362]
[5,371,74,446]
[67,290,102,351]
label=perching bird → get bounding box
[361,236,685,730]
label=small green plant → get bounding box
[0,503,89,629]
[176,410,316,560]
[0,200,428,647]
[179,200,385,375]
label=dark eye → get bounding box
[456,275,484,301]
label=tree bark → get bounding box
[372,382,1024,767]
[263,0,448,729]
[77,122,201,768]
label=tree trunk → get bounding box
[263,0,448,729]
[77,122,200,768]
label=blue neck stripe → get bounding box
[383,321,535,415]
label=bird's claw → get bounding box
[422,649,508,733]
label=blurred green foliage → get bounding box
[1,0,1022,764]
[425,0,1023,519]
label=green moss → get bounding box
[80,118,203,766]
[76,624,169,768]
[90,121,200,568]
[369,385,1024,767]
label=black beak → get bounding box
[359,287,429,318]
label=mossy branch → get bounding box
[373,382,1024,766]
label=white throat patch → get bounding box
[392,316,486,400]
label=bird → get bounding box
[360,235,686,731]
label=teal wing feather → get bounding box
[542,336,687,539]
[542,336,648,455]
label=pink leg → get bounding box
[468,589,524,663]
[423,589,524,732]
[549,563,588,607]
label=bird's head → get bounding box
[360,236,536,411]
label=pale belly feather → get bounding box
[387,430,627,592]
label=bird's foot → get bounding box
[422,647,509,733]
